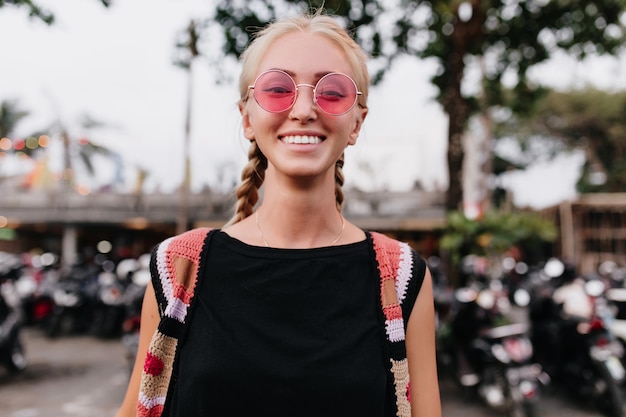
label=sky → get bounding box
[1,0,625,209]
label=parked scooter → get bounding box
[119,254,150,373]
[598,262,626,384]
[0,252,28,373]
[438,255,545,417]
[45,258,100,338]
[15,252,58,328]
[91,259,127,338]
[529,258,625,417]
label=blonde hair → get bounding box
[227,12,369,226]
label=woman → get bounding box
[116,10,441,417]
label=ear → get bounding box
[347,107,368,146]
[239,102,255,140]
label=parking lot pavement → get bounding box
[0,328,128,417]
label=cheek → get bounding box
[243,108,282,140]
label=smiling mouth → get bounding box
[279,135,325,144]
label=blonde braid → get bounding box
[335,153,345,212]
[226,141,267,226]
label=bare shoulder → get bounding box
[221,216,259,246]
[343,220,366,244]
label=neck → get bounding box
[255,192,344,248]
[255,209,344,248]
[254,168,343,247]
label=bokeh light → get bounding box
[0,137,11,151]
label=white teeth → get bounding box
[281,135,322,144]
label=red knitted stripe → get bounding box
[137,403,164,417]
[406,382,411,402]
[383,304,403,321]
[144,351,165,376]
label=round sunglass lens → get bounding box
[253,71,296,112]
[315,74,358,115]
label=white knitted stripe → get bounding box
[156,237,174,305]
[164,297,188,322]
[385,318,406,342]
[138,392,166,409]
[395,242,413,305]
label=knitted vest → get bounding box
[137,228,424,417]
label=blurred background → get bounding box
[0,0,625,416]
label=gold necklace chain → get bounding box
[255,210,345,248]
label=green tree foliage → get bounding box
[440,210,557,267]
[0,0,110,25]
[415,0,623,211]
[202,0,625,211]
[494,87,626,193]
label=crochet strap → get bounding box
[137,227,212,417]
[371,231,416,417]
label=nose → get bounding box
[289,83,317,121]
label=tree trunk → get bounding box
[445,113,466,212]
[442,52,470,212]
[441,0,485,212]
[440,0,485,285]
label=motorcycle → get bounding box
[119,254,150,373]
[599,262,626,384]
[438,255,545,417]
[529,258,625,417]
[91,259,127,338]
[15,252,58,328]
[0,252,28,373]
[45,259,100,338]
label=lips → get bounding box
[279,135,325,144]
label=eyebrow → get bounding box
[270,68,334,79]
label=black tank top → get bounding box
[170,231,387,416]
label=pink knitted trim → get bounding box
[383,303,403,321]
[155,228,210,323]
[167,228,206,264]
[372,232,406,343]
[165,228,208,302]
[372,232,401,284]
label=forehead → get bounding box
[257,32,352,79]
